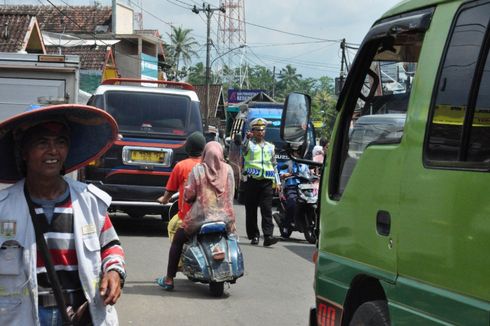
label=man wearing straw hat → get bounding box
[0,104,125,325]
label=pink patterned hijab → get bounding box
[201,141,227,196]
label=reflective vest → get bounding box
[243,141,276,180]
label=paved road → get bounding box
[112,203,315,326]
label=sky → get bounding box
[10,0,402,79]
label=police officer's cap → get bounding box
[250,118,269,131]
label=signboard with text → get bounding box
[228,89,266,103]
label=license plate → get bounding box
[130,150,165,163]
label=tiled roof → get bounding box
[0,5,112,34]
[46,45,107,70]
[0,13,33,52]
[194,84,225,118]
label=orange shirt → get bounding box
[165,157,201,219]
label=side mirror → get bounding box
[280,92,311,158]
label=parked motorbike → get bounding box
[273,165,318,244]
[161,196,244,297]
[182,221,244,297]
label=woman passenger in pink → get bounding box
[157,141,236,290]
[184,141,236,234]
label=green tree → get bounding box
[166,26,199,81]
[312,90,337,140]
[276,64,302,99]
[187,62,206,85]
[248,65,274,92]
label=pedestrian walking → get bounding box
[0,104,126,325]
[242,118,280,246]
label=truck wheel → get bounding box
[350,300,390,326]
[209,282,224,297]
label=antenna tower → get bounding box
[217,0,247,86]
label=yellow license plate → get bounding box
[130,150,164,163]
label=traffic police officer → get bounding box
[242,118,280,246]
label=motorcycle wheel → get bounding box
[304,227,316,244]
[304,208,317,244]
[209,282,224,297]
[273,212,292,238]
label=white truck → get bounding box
[0,52,81,189]
[0,52,80,120]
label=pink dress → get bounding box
[183,163,236,234]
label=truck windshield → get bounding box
[104,91,201,136]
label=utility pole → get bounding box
[339,38,347,94]
[192,3,226,131]
[272,66,276,99]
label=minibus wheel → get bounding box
[349,300,389,326]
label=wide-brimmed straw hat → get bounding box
[0,104,118,183]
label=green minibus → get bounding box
[280,0,490,324]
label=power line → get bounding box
[166,0,192,10]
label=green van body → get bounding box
[312,0,490,324]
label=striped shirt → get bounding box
[33,192,125,292]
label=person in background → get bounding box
[157,141,236,290]
[279,147,313,234]
[312,137,328,175]
[157,131,206,253]
[312,145,324,164]
[0,104,125,325]
[242,118,280,247]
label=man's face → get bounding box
[252,128,265,141]
[22,128,69,179]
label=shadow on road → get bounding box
[282,243,315,263]
[123,279,232,299]
[110,213,168,237]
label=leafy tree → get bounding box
[184,60,338,141]
[312,90,337,140]
[166,26,199,80]
[276,64,302,98]
[187,62,206,85]
[248,65,274,92]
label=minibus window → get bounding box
[336,33,424,195]
[469,52,490,162]
[426,1,490,165]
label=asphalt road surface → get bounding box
[111,202,315,326]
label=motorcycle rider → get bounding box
[278,146,313,235]
[157,141,236,291]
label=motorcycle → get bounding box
[161,195,244,297]
[182,221,244,297]
[273,164,319,244]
